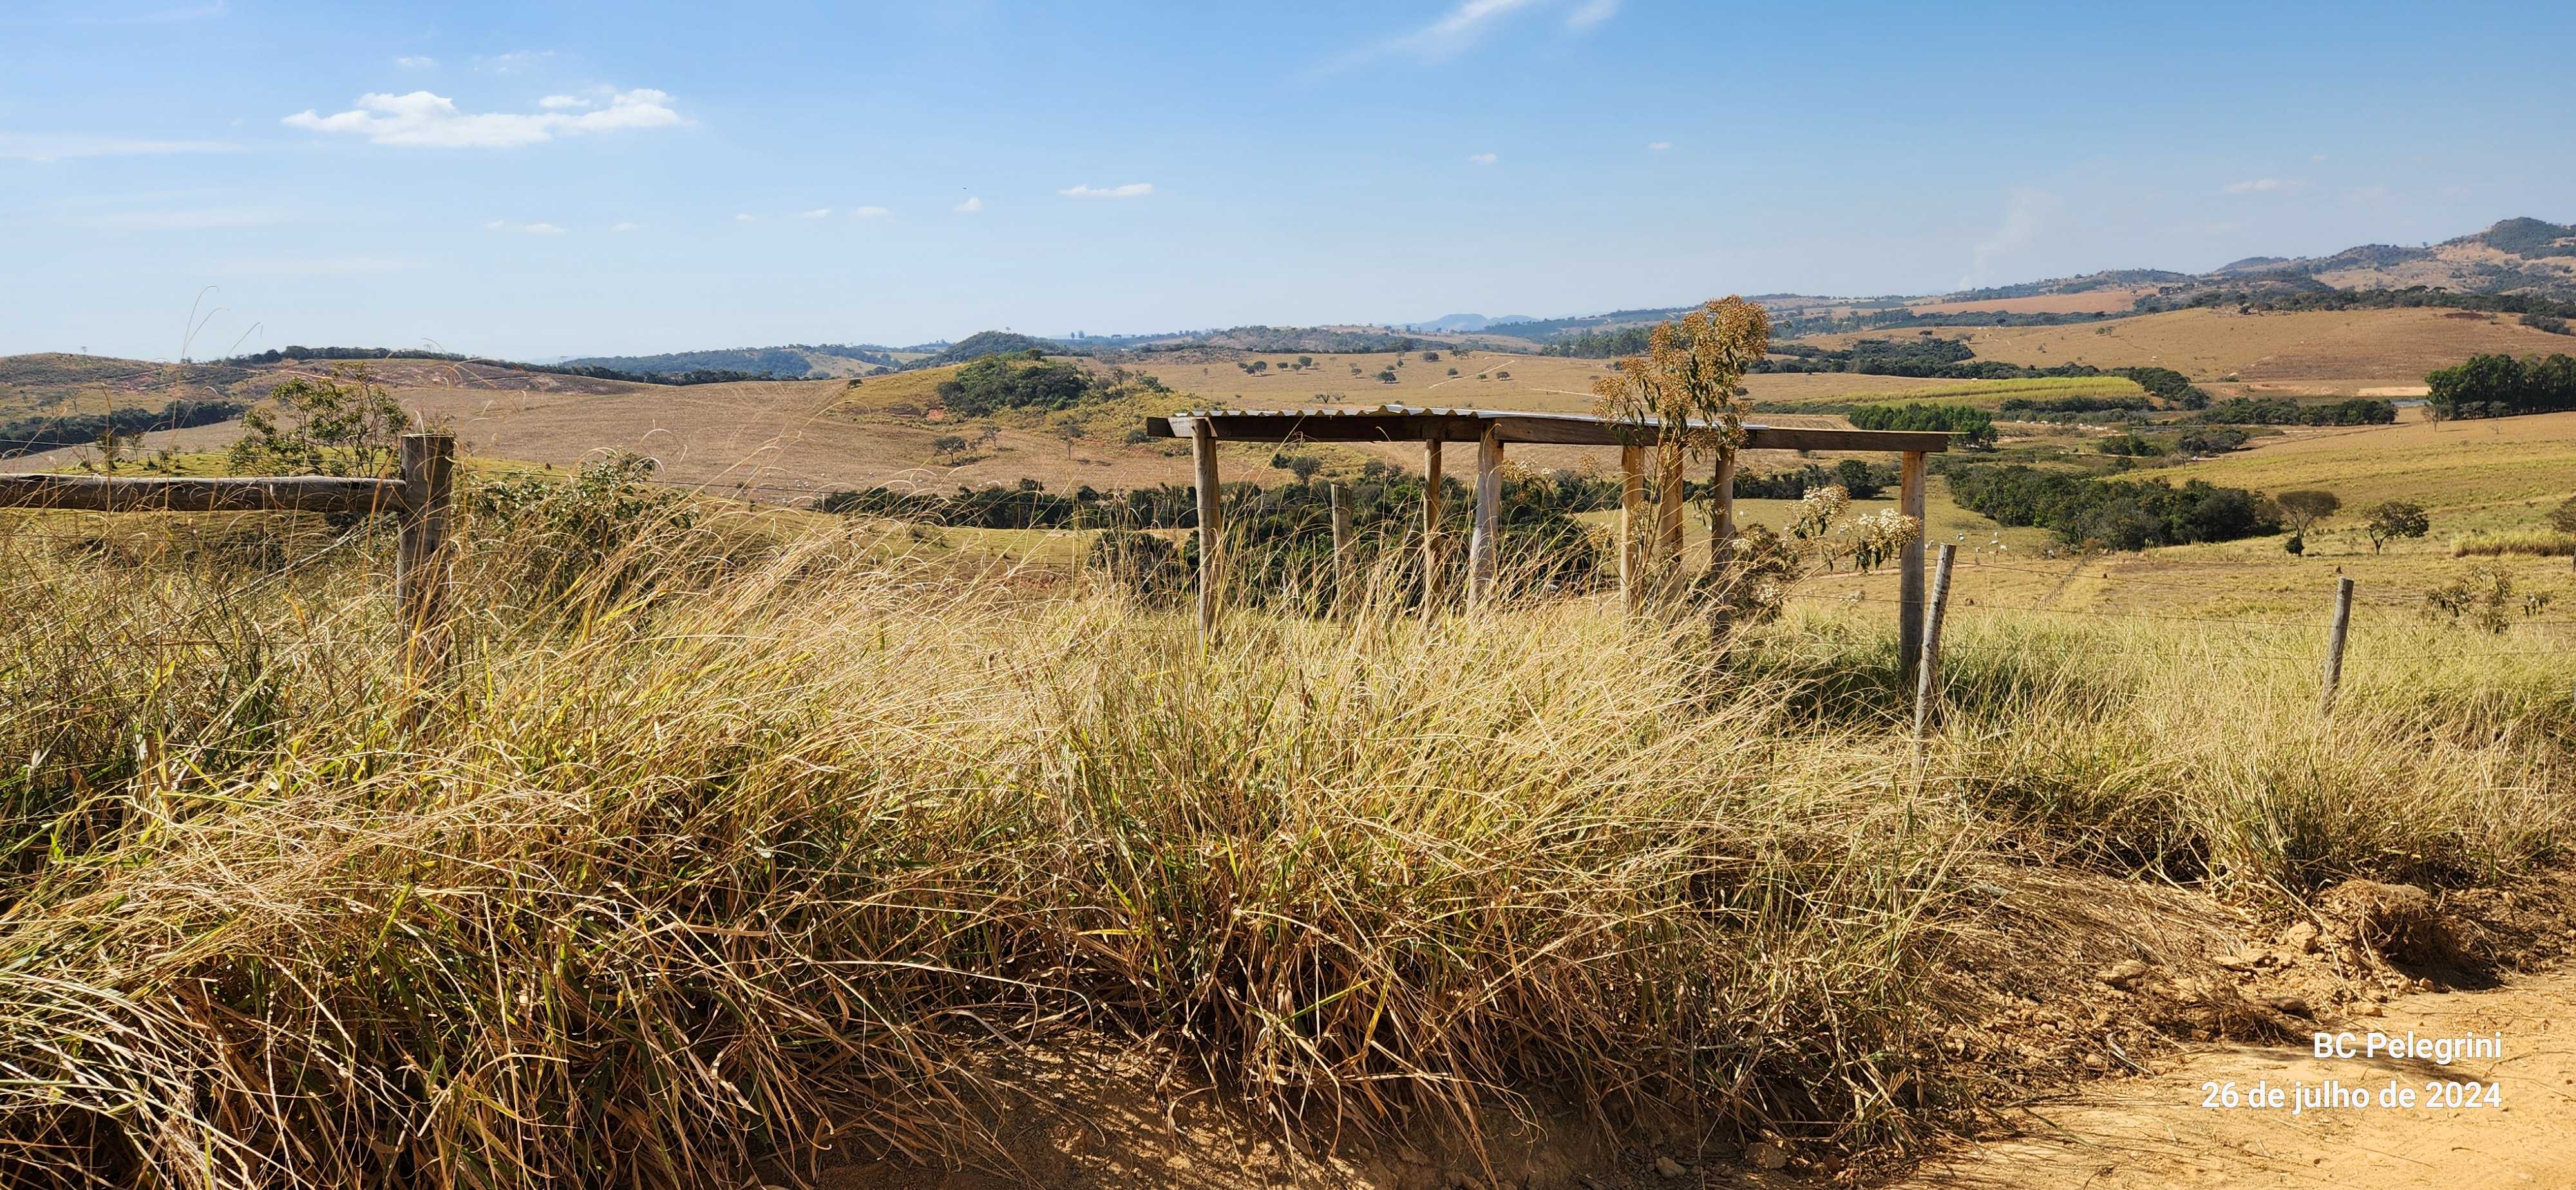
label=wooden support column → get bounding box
[1709,449,1738,557]
[1618,444,1644,613]
[1656,449,1684,567]
[1192,419,1222,638]
[1327,482,1352,609]
[395,433,456,693]
[1421,433,1444,611]
[1897,449,1928,679]
[1468,425,1502,607]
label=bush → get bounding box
[468,452,699,599]
[1948,465,2281,550]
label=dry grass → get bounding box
[2453,527,2576,557]
[1,495,2571,1187]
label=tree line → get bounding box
[0,399,247,458]
[2427,353,2576,420]
[224,346,778,386]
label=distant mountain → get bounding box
[1400,313,1539,333]
[1958,218,2576,305]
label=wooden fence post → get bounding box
[1656,448,1685,569]
[1710,448,1738,555]
[1618,444,1644,614]
[1192,419,1222,639]
[395,432,457,692]
[1913,543,1956,743]
[1897,449,1928,681]
[1469,424,1502,607]
[2320,576,2354,713]
[1422,433,1444,614]
[1328,482,1351,610]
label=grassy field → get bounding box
[1799,306,2573,388]
[4,497,2571,1187]
[1754,375,2149,412]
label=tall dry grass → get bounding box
[1,507,2569,1187]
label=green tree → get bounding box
[931,434,970,462]
[228,365,412,478]
[2275,489,2341,552]
[2360,499,2429,554]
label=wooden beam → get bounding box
[1192,419,1222,638]
[395,434,456,692]
[0,474,402,515]
[1897,449,1928,679]
[1150,412,1951,454]
[1421,433,1444,610]
[1468,424,1502,606]
[1618,444,1643,614]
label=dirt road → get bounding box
[1904,972,2576,1188]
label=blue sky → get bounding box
[4,0,2571,361]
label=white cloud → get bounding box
[1365,0,1613,62]
[954,196,983,213]
[282,88,685,149]
[0,133,241,161]
[482,219,565,234]
[733,212,759,222]
[795,207,832,218]
[395,55,435,70]
[611,221,641,232]
[1566,0,1619,28]
[73,205,286,231]
[851,205,890,218]
[2222,178,2301,194]
[538,94,590,109]
[1962,187,2062,288]
[1059,182,1153,198]
[475,50,554,74]
[1467,152,1497,165]
[1647,140,1671,151]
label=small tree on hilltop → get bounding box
[931,434,970,463]
[2360,499,2429,554]
[2276,489,2340,554]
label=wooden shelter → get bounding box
[1146,404,1954,664]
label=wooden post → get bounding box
[1656,448,1684,567]
[1192,419,1222,639]
[1710,448,1738,556]
[2320,576,2354,713]
[1618,444,1644,613]
[1897,450,1928,680]
[1468,425,1502,607]
[1422,433,1444,611]
[395,432,457,691]
[1913,543,1956,742]
[1328,482,1352,610]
